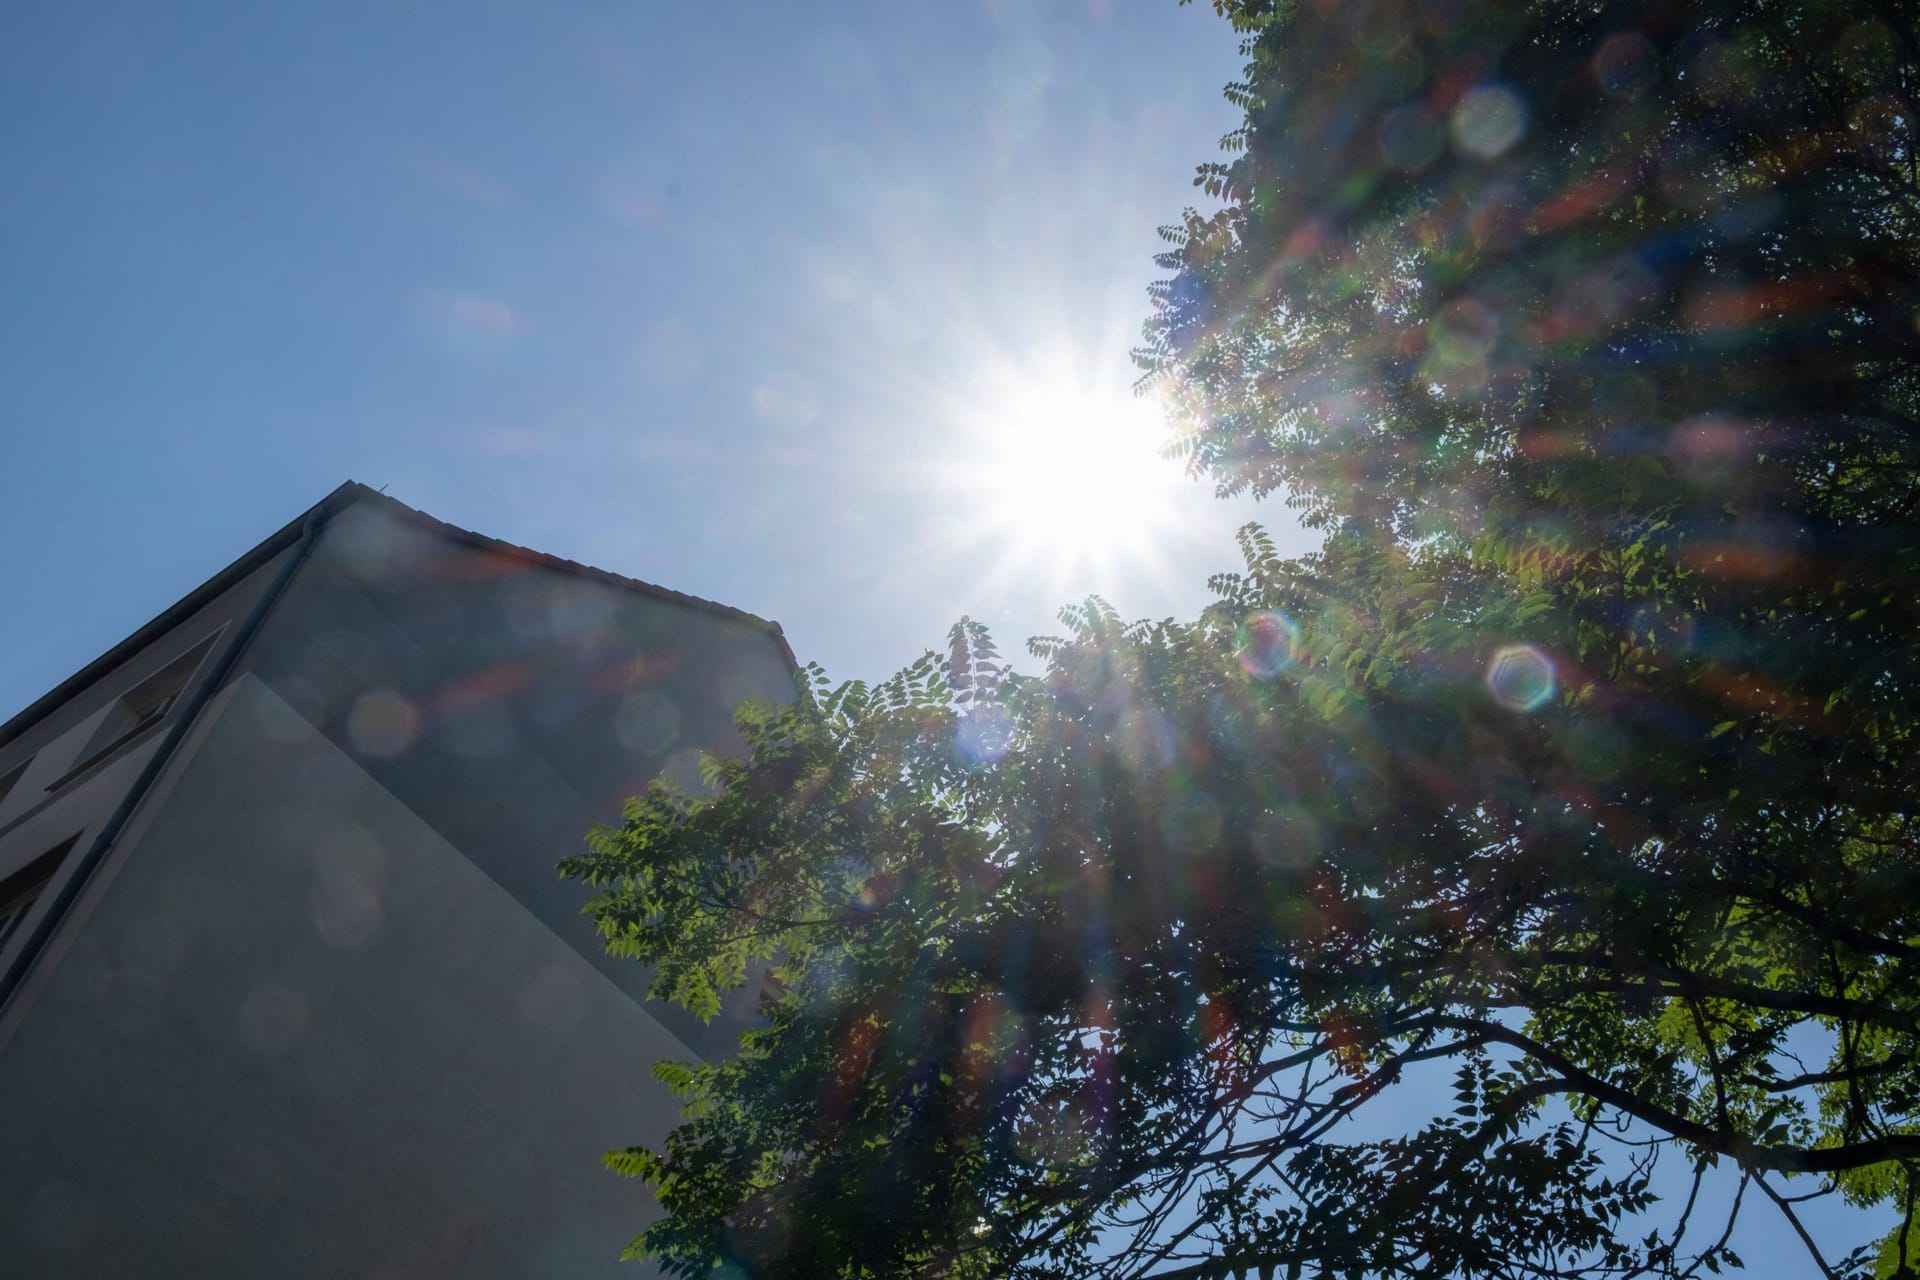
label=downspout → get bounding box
[0,506,332,1012]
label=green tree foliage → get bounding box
[564,1,1920,1275]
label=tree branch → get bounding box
[1427,1015,1920,1174]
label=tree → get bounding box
[563,1,1920,1275]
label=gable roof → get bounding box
[0,481,795,751]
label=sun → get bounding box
[950,357,1191,583]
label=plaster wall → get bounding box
[0,501,796,1275]
[244,503,795,1050]
[0,677,689,1277]
[0,553,290,983]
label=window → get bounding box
[0,834,78,950]
[67,631,222,779]
[0,758,29,811]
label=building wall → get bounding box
[0,550,294,984]
[0,502,796,1277]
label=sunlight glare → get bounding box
[959,361,1188,578]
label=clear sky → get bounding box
[0,0,1303,723]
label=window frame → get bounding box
[0,834,79,952]
[45,627,226,793]
[0,757,30,812]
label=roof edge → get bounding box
[0,482,363,752]
[0,482,795,752]
[347,486,797,666]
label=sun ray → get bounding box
[934,350,1195,601]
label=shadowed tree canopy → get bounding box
[563,1,1920,1276]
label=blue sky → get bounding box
[0,0,1296,722]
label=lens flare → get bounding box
[1451,84,1528,159]
[1237,612,1301,679]
[949,355,1191,581]
[956,705,1013,765]
[347,689,420,757]
[1486,645,1555,711]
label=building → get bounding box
[0,482,798,1277]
